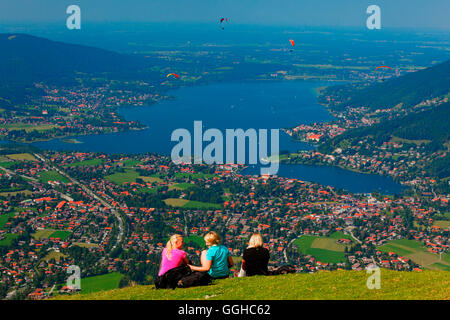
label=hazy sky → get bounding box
[0,0,449,30]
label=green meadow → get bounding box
[55,270,449,300]
[293,232,352,264]
[378,239,450,271]
[38,170,70,183]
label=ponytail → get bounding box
[165,234,183,260]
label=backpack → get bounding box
[155,264,191,289]
[269,265,297,275]
[177,271,212,288]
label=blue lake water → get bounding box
[243,164,405,195]
[36,81,328,154]
[34,81,405,194]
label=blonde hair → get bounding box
[204,231,221,246]
[165,234,183,260]
[248,233,263,248]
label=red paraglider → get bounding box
[219,18,229,30]
[289,39,295,52]
[375,66,392,70]
[166,73,180,79]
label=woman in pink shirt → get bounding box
[158,234,189,277]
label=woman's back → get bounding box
[158,248,187,276]
[243,246,270,276]
[205,245,231,278]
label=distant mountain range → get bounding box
[319,59,450,110]
[0,33,159,106]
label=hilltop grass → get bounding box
[80,272,124,294]
[54,270,449,300]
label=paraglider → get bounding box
[375,66,393,82]
[289,39,295,52]
[166,73,180,79]
[375,66,392,70]
[219,18,228,30]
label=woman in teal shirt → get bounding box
[189,231,234,279]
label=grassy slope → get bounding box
[55,270,449,300]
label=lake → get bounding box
[243,164,405,194]
[34,81,405,194]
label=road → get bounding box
[284,237,297,264]
[346,227,362,244]
[33,153,124,252]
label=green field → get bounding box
[378,239,450,271]
[50,230,71,240]
[33,229,71,240]
[0,190,33,197]
[182,200,222,209]
[33,229,56,240]
[6,153,36,161]
[163,198,190,207]
[0,212,16,228]
[390,135,431,146]
[328,231,351,240]
[80,272,124,294]
[169,183,194,190]
[72,242,99,248]
[120,159,141,167]
[0,123,57,133]
[105,169,140,185]
[0,233,19,246]
[67,159,103,167]
[0,161,15,168]
[54,270,449,300]
[433,220,450,229]
[38,170,70,183]
[43,251,67,262]
[141,176,163,183]
[163,198,222,209]
[293,234,351,264]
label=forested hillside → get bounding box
[319,59,450,110]
[320,101,450,178]
[0,33,159,106]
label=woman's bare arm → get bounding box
[189,259,212,272]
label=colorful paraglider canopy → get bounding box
[289,39,295,47]
[220,18,228,23]
[166,73,180,79]
[375,66,392,70]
